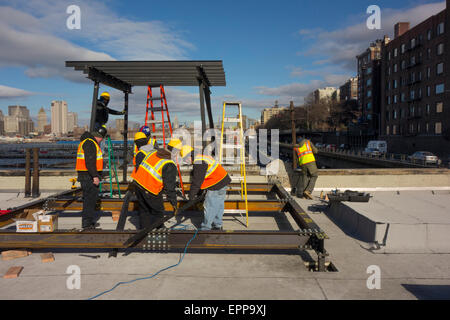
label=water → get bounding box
[0,141,132,170]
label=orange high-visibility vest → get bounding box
[296,140,315,166]
[133,138,156,166]
[132,150,175,195]
[131,148,153,176]
[193,155,228,190]
[76,138,103,172]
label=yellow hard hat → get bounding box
[134,132,147,141]
[180,145,193,158]
[100,92,110,100]
[168,139,182,150]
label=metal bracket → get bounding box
[142,229,170,252]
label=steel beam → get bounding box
[0,230,313,250]
[44,199,285,212]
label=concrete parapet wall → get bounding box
[0,168,448,192]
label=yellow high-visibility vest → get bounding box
[296,140,315,166]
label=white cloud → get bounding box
[0,0,195,82]
[299,2,446,70]
[0,85,34,99]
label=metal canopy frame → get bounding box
[0,182,331,271]
[65,60,226,181]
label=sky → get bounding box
[0,0,446,127]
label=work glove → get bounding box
[121,110,126,115]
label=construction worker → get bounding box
[75,126,107,230]
[130,139,179,230]
[179,145,231,231]
[132,130,158,174]
[94,92,125,129]
[294,137,319,200]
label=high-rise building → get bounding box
[340,77,359,101]
[37,107,47,133]
[4,105,33,136]
[261,104,288,125]
[67,112,78,132]
[357,37,389,135]
[380,3,450,157]
[51,100,68,135]
[173,115,179,129]
[312,87,340,104]
[0,110,4,135]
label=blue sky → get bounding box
[0,0,446,127]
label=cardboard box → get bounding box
[14,211,42,233]
[38,214,58,232]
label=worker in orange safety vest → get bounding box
[178,145,231,230]
[75,126,107,229]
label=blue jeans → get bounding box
[201,186,228,230]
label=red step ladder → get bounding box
[145,85,185,196]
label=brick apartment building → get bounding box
[356,38,389,136]
[380,2,450,158]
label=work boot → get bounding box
[303,191,314,200]
[212,225,223,231]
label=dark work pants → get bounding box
[295,162,319,195]
[135,186,165,229]
[80,178,99,228]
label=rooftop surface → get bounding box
[1,190,450,300]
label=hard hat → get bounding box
[134,132,147,141]
[180,145,193,158]
[93,125,107,138]
[100,92,110,100]
[168,138,182,150]
[139,125,151,137]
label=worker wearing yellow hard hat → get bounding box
[130,137,179,230]
[132,131,159,174]
[94,91,125,130]
[178,143,230,231]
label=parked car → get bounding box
[315,143,324,148]
[408,151,440,165]
[339,143,351,150]
[365,140,387,154]
[325,144,336,151]
[364,148,381,156]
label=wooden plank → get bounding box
[40,253,55,263]
[1,249,31,261]
[3,266,24,279]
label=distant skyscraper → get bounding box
[37,107,47,133]
[51,101,68,135]
[5,105,33,136]
[0,110,4,135]
[116,119,124,131]
[173,115,179,129]
[67,112,78,132]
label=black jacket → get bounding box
[77,132,103,180]
[188,156,231,200]
[96,99,123,126]
[134,148,178,208]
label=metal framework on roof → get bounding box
[65,60,227,182]
[65,61,226,87]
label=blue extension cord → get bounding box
[87,225,198,300]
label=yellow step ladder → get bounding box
[219,102,249,227]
